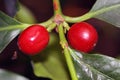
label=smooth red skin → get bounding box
[67,22,98,53]
[18,25,49,55]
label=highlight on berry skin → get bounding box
[67,22,98,53]
[17,24,49,55]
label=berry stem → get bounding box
[39,18,53,27]
[53,0,62,15]
[47,23,56,32]
[63,21,70,31]
[53,0,78,79]
[58,23,78,80]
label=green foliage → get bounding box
[0,69,28,80]
[64,0,120,26]
[91,0,120,27]
[1,0,120,80]
[32,33,70,80]
[15,3,37,24]
[70,49,120,80]
[0,11,21,53]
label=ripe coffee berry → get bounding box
[67,22,98,53]
[18,24,49,55]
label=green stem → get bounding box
[58,24,78,80]
[64,4,120,23]
[0,18,53,32]
[0,24,29,31]
[63,21,70,30]
[53,0,62,15]
[52,0,78,79]
[47,23,56,32]
[40,18,53,27]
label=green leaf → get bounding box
[0,69,28,80]
[64,1,120,25]
[0,11,27,53]
[90,0,120,27]
[32,33,70,80]
[69,49,120,80]
[15,3,37,24]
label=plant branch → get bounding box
[0,24,29,31]
[0,18,54,32]
[58,23,78,80]
[52,0,78,79]
[63,4,120,23]
[53,0,62,15]
[47,23,56,32]
[40,17,53,27]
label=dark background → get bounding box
[0,0,120,80]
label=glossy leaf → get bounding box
[0,11,21,53]
[0,69,28,80]
[32,33,70,80]
[90,0,120,27]
[69,49,120,80]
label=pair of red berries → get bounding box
[18,22,98,55]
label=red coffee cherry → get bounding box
[18,24,49,55]
[67,22,98,53]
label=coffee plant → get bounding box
[0,0,120,80]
